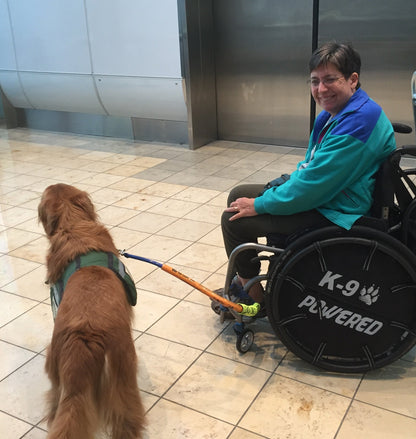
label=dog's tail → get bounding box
[101,332,146,439]
[46,333,105,439]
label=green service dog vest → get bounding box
[49,251,137,319]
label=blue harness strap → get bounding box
[50,251,137,319]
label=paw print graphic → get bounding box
[359,284,379,306]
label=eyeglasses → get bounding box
[308,76,343,88]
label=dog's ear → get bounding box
[71,191,97,222]
[38,194,60,236]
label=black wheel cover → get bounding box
[265,226,416,373]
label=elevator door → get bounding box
[214,0,313,147]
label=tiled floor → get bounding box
[1,123,416,439]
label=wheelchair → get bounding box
[223,123,416,373]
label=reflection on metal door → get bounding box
[214,0,313,147]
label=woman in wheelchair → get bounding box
[213,41,397,317]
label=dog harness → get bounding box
[49,251,137,319]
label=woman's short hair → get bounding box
[309,42,361,89]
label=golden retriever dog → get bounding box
[38,183,145,439]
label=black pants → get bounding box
[221,184,332,278]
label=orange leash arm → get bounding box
[161,264,244,313]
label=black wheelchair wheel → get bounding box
[236,328,254,354]
[265,226,416,373]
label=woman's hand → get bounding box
[225,197,258,221]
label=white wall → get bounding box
[0,0,187,121]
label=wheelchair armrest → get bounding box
[392,122,413,134]
[395,145,416,157]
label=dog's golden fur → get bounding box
[39,183,145,439]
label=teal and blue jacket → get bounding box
[254,88,396,229]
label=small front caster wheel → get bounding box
[236,328,254,353]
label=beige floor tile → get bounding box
[135,333,201,395]
[0,227,42,253]
[79,161,118,173]
[128,156,167,168]
[107,226,150,251]
[0,354,49,425]
[108,177,154,193]
[184,271,226,305]
[122,257,157,284]
[0,302,53,352]
[97,205,140,227]
[184,203,225,224]
[0,290,40,327]
[228,429,267,439]
[239,374,350,439]
[138,262,212,299]
[80,171,124,188]
[208,191,229,207]
[115,194,167,213]
[1,189,41,207]
[89,187,131,205]
[9,235,49,263]
[10,216,46,234]
[148,198,200,218]
[165,352,271,424]
[0,254,41,288]
[158,218,217,241]
[136,265,197,299]
[208,319,287,372]
[277,352,363,398]
[160,170,205,186]
[81,150,117,160]
[140,181,187,198]
[402,344,416,362]
[0,206,37,227]
[24,178,70,194]
[197,175,240,192]
[5,266,50,302]
[129,234,191,263]
[147,301,226,350]
[170,242,227,272]
[4,127,416,439]
[140,391,159,412]
[0,412,33,439]
[0,340,36,380]
[355,359,416,417]
[101,153,138,164]
[198,224,225,247]
[22,427,48,438]
[172,186,220,203]
[144,399,233,439]
[106,163,147,176]
[337,400,416,439]
[30,165,73,179]
[131,289,178,332]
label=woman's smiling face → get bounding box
[310,62,359,116]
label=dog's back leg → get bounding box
[47,334,104,439]
[104,334,146,439]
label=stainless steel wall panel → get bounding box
[7,0,91,73]
[319,0,416,141]
[86,0,182,78]
[178,0,217,148]
[22,109,134,139]
[214,0,313,147]
[19,72,106,114]
[0,0,16,70]
[94,75,187,121]
[0,70,32,108]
